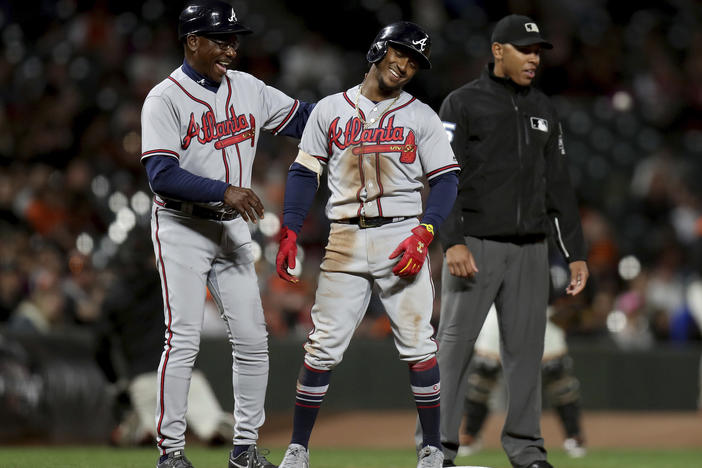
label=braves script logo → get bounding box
[328,116,417,164]
[412,36,428,52]
[182,108,255,150]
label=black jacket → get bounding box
[439,64,586,262]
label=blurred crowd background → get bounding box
[1,0,702,379]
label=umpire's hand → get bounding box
[223,186,265,223]
[445,244,479,278]
[566,260,589,296]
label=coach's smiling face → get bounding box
[186,33,239,83]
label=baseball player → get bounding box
[274,22,459,468]
[140,2,313,468]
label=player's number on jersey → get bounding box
[443,121,456,143]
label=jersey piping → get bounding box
[167,75,231,184]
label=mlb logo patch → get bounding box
[530,117,548,132]
[525,23,540,33]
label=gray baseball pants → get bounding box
[418,235,549,468]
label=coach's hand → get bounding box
[445,244,479,278]
[276,226,299,283]
[223,186,265,223]
[389,224,434,277]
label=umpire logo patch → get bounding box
[530,117,549,132]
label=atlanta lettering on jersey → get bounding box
[182,109,256,150]
[328,116,417,163]
[328,116,405,150]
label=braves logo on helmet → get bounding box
[366,21,432,69]
[178,0,252,40]
[412,36,428,52]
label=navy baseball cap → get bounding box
[491,14,553,49]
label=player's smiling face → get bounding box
[493,42,541,86]
[186,33,239,83]
[375,46,419,94]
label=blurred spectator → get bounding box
[8,268,65,334]
[0,264,22,322]
[611,275,655,350]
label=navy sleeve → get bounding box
[421,171,459,230]
[143,156,229,202]
[277,101,316,139]
[282,162,319,234]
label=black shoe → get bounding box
[157,450,194,468]
[229,446,277,468]
[522,461,554,468]
[442,460,456,467]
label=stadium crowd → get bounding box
[0,0,701,352]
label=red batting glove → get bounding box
[389,224,434,277]
[276,226,299,283]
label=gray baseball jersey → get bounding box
[297,85,458,221]
[294,85,459,368]
[141,66,299,453]
[142,67,299,206]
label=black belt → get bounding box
[480,233,546,245]
[162,201,239,221]
[335,216,410,229]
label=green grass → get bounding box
[1,446,701,468]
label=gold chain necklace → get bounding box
[354,83,400,128]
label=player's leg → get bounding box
[375,255,439,449]
[281,222,373,467]
[494,240,549,467]
[208,219,271,463]
[371,220,444,467]
[542,353,586,457]
[151,208,214,456]
[290,269,373,445]
[459,304,501,455]
[459,353,501,456]
[424,236,505,463]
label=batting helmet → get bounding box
[366,21,431,69]
[178,0,252,41]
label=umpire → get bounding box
[435,14,589,468]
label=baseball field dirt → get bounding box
[259,410,702,449]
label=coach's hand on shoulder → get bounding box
[223,186,265,223]
[566,260,589,296]
[445,244,479,278]
[389,224,434,277]
[276,226,299,283]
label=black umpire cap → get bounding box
[491,14,553,49]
